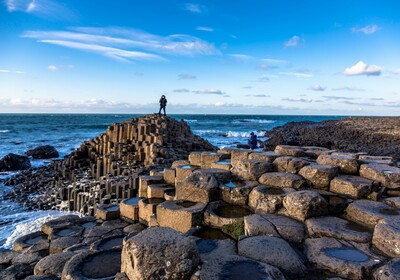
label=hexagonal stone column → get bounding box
[258,172,306,189]
[372,217,400,257]
[248,185,295,214]
[283,190,328,221]
[360,164,400,190]
[317,154,359,174]
[175,171,219,203]
[120,197,140,222]
[231,159,272,181]
[330,175,373,199]
[299,164,338,190]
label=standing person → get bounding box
[248,132,258,150]
[158,95,167,116]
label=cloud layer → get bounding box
[352,24,381,35]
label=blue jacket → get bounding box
[248,134,258,149]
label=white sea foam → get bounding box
[225,131,265,138]
[0,210,78,249]
[233,119,276,124]
[0,130,10,133]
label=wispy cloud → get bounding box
[193,89,226,95]
[343,61,383,76]
[0,69,24,74]
[322,96,355,100]
[178,74,196,80]
[333,86,365,92]
[282,97,313,103]
[229,54,254,63]
[245,94,271,98]
[242,86,253,89]
[173,88,190,93]
[352,24,381,35]
[308,84,326,91]
[4,0,75,20]
[196,26,214,32]
[47,65,58,71]
[279,71,313,78]
[284,35,301,47]
[22,27,220,62]
[182,3,207,14]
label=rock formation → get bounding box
[25,145,59,159]
[2,116,400,279]
[0,153,31,171]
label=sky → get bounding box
[1,0,400,115]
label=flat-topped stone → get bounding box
[188,151,202,166]
[230,149,253,166]
[204,201,253,228]
[359,164,400,190]
[231,159,272,181]
[62,249,122,280]
[175,170,219,203]
[34,251,75,277]
[199,168,232,181]
[175,165,199,181]
[274,145,306,157]
[219,180,258,206]
[244,214,305,243]
[373,259,400,280]
[383,197,400,209]
[299,164,338,190]
[13,231,47,251]
[121,227,199,280]
[146,183,174,199]
[120,197,141,222]
[95,204,120,221]
[317,154,359,175]
[304,148,336,159]
[157,200,206,233]
[248,151,281,162]
[283,190,328,221]
[90,234,125,251]
[201,152,228,169]
[248,185,295,214]
[346,200,400,228]
[330,175,373,199]
[373,217,400,257]
[305,237,382,279]
[210,160,231,171]
[138,175,164,197]
[138,198,165,225]
[238,236,307,277]
[273,156,310,174]
[305,216,372,243]
[41,215,80,236]
[49,236,82,254]
[358,155,395,166]
[258,172,306,189]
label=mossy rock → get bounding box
[222,220,244,239]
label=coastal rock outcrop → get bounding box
[0,153,31,171]
[25,145,59,159]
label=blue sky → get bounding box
[1,0,400,115]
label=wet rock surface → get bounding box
[0,153,31,171]
[25,145,59,159]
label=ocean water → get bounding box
[0,114,344,249]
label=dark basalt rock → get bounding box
[25,145,59,159]
[264,117,400,161]
[0,153,31,171]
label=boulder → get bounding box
[317,154,359,174]
[345,200,400,228]
[359,164,400,190]
[305,237,382,279]
[372,217,400,257]
[34,252,75,276]
[330,175,373,199]
[121,227,200,280]
[298,164,338,190]
[244,214,305,243]
[25,145,59,159]
[258,172,306,189]
[273,156,310,173]
[373,259,400,280]
[283,190,328,221]
[238,236,307,277]
[231,159,272,181]
[248,185,295,214]
[305,216,372,243]
[175,171,219,203]
[0,153,31,171]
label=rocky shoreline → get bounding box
[1,115,400,279]
[263,117,400,163]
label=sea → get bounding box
[0,113,345,249]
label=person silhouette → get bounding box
[158,95,167,116]
[248,132,258,150]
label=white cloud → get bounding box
[15,70,24,74]
[284,35,300,47]
[333,86,364,92]
[229,54,254,63]
[22,28,220,62]
[308,84,326,91]
[282,97,313,103]
[4,0,75,20]
[0,69,24,74]
[196,26,214,32]
[245,94,271,98]
[343,61,383,76]
[322,96,355,101]
[352,24,381,35]
[193,89,226,95]
[40,40,165,62]
[260,58,287,64]
[279,71,313,78]
[173,88,190,93]
[48,65,58,71]
[178,74,196,80]
[0,69,11,73]
[182,3,206,13]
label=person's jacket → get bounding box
[248,135,258,149]
[160,98,167,107]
